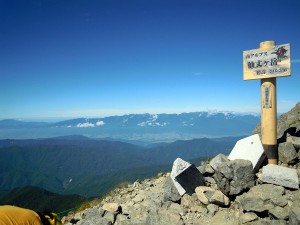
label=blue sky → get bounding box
[1,0,300,120]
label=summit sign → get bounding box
[243,43,291,80]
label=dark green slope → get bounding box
[0,186,87,216]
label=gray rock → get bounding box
[195,186,215,205]
[260,164,299,189]
[209,190,230,206]
[214,159,255,196]
[236,184,285,213]
[207,204,219,217]
[197,163,215,176]
[287,135,300,150]
[163,175,181,202]
[278,142,298,164]
[209,154,229,171]
[145,208,184,225]
[253,102,300,141]
[269,205,289,220]
[239,212,258,224]
[289,205,300,225]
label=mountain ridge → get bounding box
[0,111,260,142]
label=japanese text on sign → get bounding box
[243,44,291,80]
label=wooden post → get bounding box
[260,41,277,164]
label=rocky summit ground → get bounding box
[62,102,300,225]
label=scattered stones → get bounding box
[260,164,299,189]
[63,102,300,225]
[195,186,229,206]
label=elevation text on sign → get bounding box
[243,43,291,80]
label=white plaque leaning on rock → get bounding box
[171,158,192,195]
[228,134,265,172]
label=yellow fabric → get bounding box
[0,205,43,225]
[45,213,62,225]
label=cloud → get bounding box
[96,121,105,126]
[77,122,95,128]
[291,59,300,63]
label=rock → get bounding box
[209,154,229,171]
[260,164,299,189]
[236,184,285,213]
[207,204,219,217]
[171,158,205,195]
[102,203,121,213]
[228,134,265,172]
[195,186,229,206]
[209,190,230,206]
[289,205,300,225]
[197,163,215,176]
[145,208,184,225]
[269,205,289,220]
[103,211,116,224]
[287,135,300,150]
[195,186,215,205]
[181,193,202,209]
[214,159,255,196]
[253,102,300,141]
[163,175,181,203]
[208,210,239,225]
[239,212,258,224]
[278,142,298,164]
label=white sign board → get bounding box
[243,43,291,80]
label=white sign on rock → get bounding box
[228,134,265,171]
[170,158,191,196]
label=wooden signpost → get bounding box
[243,41,291,164]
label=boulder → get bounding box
[228,134,265,171]
[214,159,255,196]
[239,212,258,224]
[197,163,215,176]
[163,176,181,202]
[260,164,299,189]
[171,158,205,195]
[236,184,285,213]
[209,154,229,171]
[269,205,289,220]
[278,142,298,164]
[289,205,300,225]
[287,135,300,150]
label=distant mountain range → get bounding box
[0,112,259,142]
[0,135,241,197]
